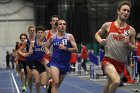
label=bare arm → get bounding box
[28,41,34,52]
[67,34,78,53]
[95,22,111,44]
[18,41,34,57]
[44,30,49,38]
[44,36,53,55]
[59,34,78,53]
[127,26,136,51]
[45,36,53,49]
[17,41,27,57]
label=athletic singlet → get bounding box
[18,43,27,61]
[104,22,130,63]
[26,37,36,62]
[44,30,52,42]
[44,30,55,55]
[51,33,72,62]
[47,30,52,39]
[32,40,45,62]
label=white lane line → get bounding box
[63,82,94,93]
[9,71,15,93]
[11,72,20,93]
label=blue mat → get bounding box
[0,69,132,93]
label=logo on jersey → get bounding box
[113,34,125,41]
[34,47,45,52]
[61,39,67,45]
[124,30,129,37]
[53,39,68,46]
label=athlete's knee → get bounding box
[34,78,40,85]
[28,77,32,82]
[35,81,40,86]
[40,80,46,86]
[40,83,45,86]
[27,74,32,78]
[112,78,120,86]
[20,69,25,74]
[52,80,59,87]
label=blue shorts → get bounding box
[48,60,71,75]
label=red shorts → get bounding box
[102,57,125,74]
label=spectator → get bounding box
[6,51,10,69]
[81,42,89,74]
[70,53,77,72]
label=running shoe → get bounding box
[22,86,26,92]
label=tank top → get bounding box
[51,33,72,62]
[26,37,36,62]
[18,43,27,61]
[44,30,52,42]
[32,40,45,62]
[44,30,56,54]
[104,22,130,63]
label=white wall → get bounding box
[0,0,34,67]
[0,0,34,46]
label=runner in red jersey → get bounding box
[81,42,89,74]
[43,15,59,64]
[43,15,59,92]
[17,33,28,92]
[95,1,136,93]
[70,53,77,72]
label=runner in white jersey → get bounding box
[95,1,136,93]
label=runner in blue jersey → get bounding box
[45,19,78,93]
[25,25,36,93]
[18,25,36,93]
[28,26,47,93]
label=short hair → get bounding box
[19,33,28,39]
[55,19,66,26]
[36,25,45,32]
[28,25,35,31]
[117,1,131,11]
[50,15,59,22]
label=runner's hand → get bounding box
[59,42,66,50]
[123,37,130,44]
[99,39,106,46]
